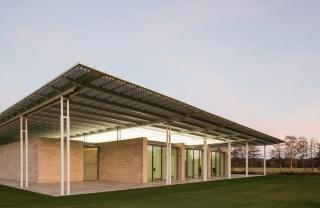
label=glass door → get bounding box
[220,152,225,176]
[186,149,193,178]
[211,152,216,176]
[216,152,221,176]
[148,144,178,182]
[147,145,153,182]
[194,150,200,177]
[186,149,203,178]
[148,145,162,182]
[161,147,166,180]
[211,151,225,177]
[171,147,178,179]
[153,146,162,181]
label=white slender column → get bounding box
[227,140,231,179]
[66,99,71,195]
[169,124,172,184]
[60,96,65,196]
[117,128,121,141]
[20,116,24,188]
[203,135,208,181]
[25,118,29,188]
[245,141,249,177]
[166,124,169,185]
[166,123,172,185]
[263,145,267,176]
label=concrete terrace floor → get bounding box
[0,174,260,196]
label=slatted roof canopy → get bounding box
[0,64,283,145]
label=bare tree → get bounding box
[317,141,320,171]
[296,137,308,173]
[232,145,261,168]
[269,137,320,172]
[308,138,317,172]
[232,146,245,167]
[284,136,299,172]
[270,143,283,160]
[232,146,245,159]
[249,146,261,159]
[248,146,261,167]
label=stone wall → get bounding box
[0,139,38,182]
[98,138,148,183]
[176,143,186,181]
[37,138,84,183]
[2,137,225,184]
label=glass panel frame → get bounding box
[148,144,178,182]
[211,152,216,176]
[185,148,203,179]
[147,145,153,182]
[210,151,226,177]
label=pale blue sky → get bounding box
[0,0,319,139]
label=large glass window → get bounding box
[221,152,225,176]
[187,149,193,178]
[153,146,162,181]
[194,150,200,177]
[161,147,166,180]
[171,148,178,179]
[211,151,226,177]
[211,152,216,176]
[216,152,221,176]
[147,145,178,182]
[185,149,203,178]
[147,145,153,181]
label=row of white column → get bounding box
[19,105,266,194]
[164,132,267,185]
[206,140,268,181]
[227,140,267,179]
[19,96,71,196]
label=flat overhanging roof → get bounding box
[0,63,283,145]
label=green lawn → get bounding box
[1,176,319,208]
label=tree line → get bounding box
[269,136,319,172]
[232,136,320,173]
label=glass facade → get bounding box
[211,151,226,177]
[153,146,162,180]
[83,147,99,181]
[171,147,178,179]
[147,144,178,182]
[147,145,153,182]
[185,149,202,178]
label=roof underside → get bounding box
[0,64,283,146]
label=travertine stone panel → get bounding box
[37,138,83,183]
[0,139,38,182]
[98,138,147,183]
[175,143,186,181]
